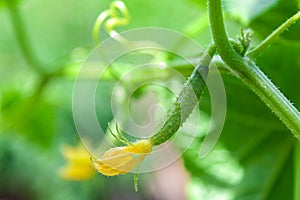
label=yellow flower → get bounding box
[59,144,95,181]
[93,140,152,176]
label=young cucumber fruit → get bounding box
[150,47,216,146]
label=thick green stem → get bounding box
[208,0,300,139]
[247,11,300,59]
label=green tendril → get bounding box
[92,0,131,84]
[93,0,130,46]
[246,11,300,59]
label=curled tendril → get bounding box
[91,1,167,191]
[93,0,130,46]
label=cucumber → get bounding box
[150,46,216,145]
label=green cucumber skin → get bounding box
[150,65,208,146]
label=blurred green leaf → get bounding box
[1,0,300,199]
[248,0,300,40]
[184,2,300,199]
[223,0,277,24]
[20,100,55,147]
[0,0,21,8]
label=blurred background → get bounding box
[0,0,299,199]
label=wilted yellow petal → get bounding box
[93,139,152,176]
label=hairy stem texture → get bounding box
[208,0,300,139]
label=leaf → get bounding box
[0,0,22,9]
[248,0,300,40]
[233,131,294,200]
[223,0,278,24]
[20,100,55,147]
[222,0,300,41]
[1,88,55,147]
[183,20,300,200]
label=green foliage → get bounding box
[0,0,299,199]
[0,0,21,8]
[249,0,300,40]
[183,1,300,199]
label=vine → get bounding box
[3,0,300,195]
[92,0,300,191]
[208,0,300,139]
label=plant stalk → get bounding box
[247,11,300,59]
[208,0,300,139]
